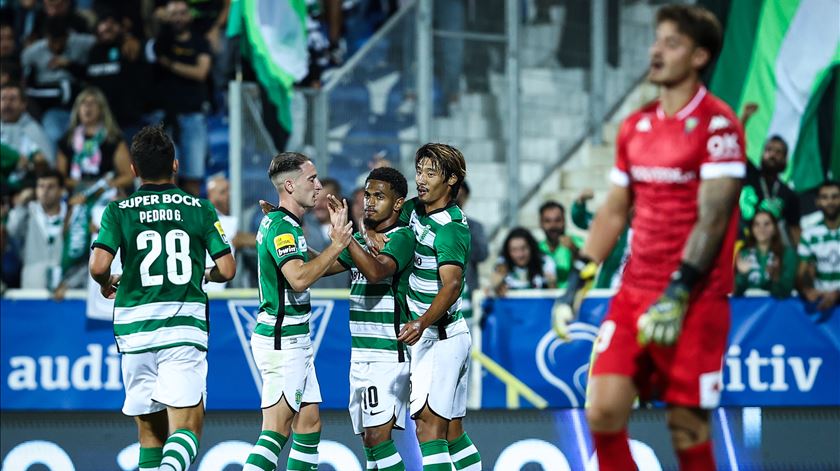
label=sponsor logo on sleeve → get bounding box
[274,234,297,257]
[707,132,742,160]
[214,221,229,245]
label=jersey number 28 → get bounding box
[136,229,192,287]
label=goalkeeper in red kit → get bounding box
[558,5,745,470]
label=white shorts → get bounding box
[252,344,322,411]
[409,332,471,420]
[348,361,410,435]
[121,346,207,416]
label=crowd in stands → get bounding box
[0,0,396,293]
[491,129,840,313]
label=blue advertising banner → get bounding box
[479,295,840,408]
[0,297,352,411]
[2,293,838,410]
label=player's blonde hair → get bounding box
[415,143,467,198]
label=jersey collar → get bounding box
[274,206,302,225]
[138,183,177,192]
[655,85,707,121]
[420,200,459,216]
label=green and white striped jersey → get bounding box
[798,220,840,291]
[254,207,312,350]
[92,184,231,354]
[401,198,471,340]
[338,225,415,362]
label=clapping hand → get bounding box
[327,195,353,248]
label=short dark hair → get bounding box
[44,15,69,39]
[37,168,64,188]
[367,167,408,199]
[0,81,24,97]
[767,134,789,155]
[130,124,175,180]
[268,152,310,181]
[539,200,565,217]
[818,180,840,195]
[415,143,467,197]
[656,5,722,73]
[320,177,342,197]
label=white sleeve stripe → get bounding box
[700,162,746,179]
[609,167,630,187]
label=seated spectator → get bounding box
[491,227,555,296]
[741,135,801,247]
[1,82,53,190]
[148,0,212,196]
[28,0,93,44]
[797,181,840,311]
[21,15,95,147]
[83,7,149,142]
[734,209,796,298]
[5,169,67,289]
[538,200,583,288]
[0,18,19,63]
[56,86,133,192]
[304,177,350,289]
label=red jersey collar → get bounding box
[655,85,707,121]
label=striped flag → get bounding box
[227,0,309,132]
[711,0,840,192]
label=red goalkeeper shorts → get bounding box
[590,287,730,408]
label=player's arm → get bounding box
[205,252,236,282]
[280,203,353,291]
[303,247,349,275]
[581,184,631,263]
[398,264,463,345]
[681,177,743,272]
[89,204,121,298]
[346,239,398,282]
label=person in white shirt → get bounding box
[204,174,239,290]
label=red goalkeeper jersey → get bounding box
[611,86,746,297]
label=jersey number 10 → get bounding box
[136,229,192,287]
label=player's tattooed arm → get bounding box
[681,177,742,272]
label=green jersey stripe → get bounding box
[350,310,401,324]
[254,322,310,337]
[351,336,399,351]
[114,315,207,336]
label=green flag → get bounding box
[227,0,309,132]
[711,0,840,192]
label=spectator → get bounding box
[491,227,555,296]
[457,181,488,292]
[83,7,149,141]
[56,86,133,192]
[149,0,212,196]
[5,169,67,289]
[1,82,53,189]
[204,174,239,290]
[0,18,18,62]
[742,135,801,247]
[21,15,95,147]
[28,0,93,43]
[538,200,583,288]
[734,209,796,298]
[797,180,840,311]
[304,177,350,289]
[569,188,632,289]
[0,194,22,291]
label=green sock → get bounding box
[448,432,482,470]
[420,439,451,471]
[138,447,163,469]
[159,429,199,471]
[286,431,320,470]
[371,439,405,471]
[364,446,377,470]
[243,430,288,471]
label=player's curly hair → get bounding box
[367,167,408,199]
[130,124,175,181]
[656,4,722,73]
[415,143,466,198]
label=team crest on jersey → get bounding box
[684,117,699,134]
[419,224,432,242]
[214,221,229,245]
[274,234,297,257]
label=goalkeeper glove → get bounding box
[637,264,698,346]
[552,255,598,339]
